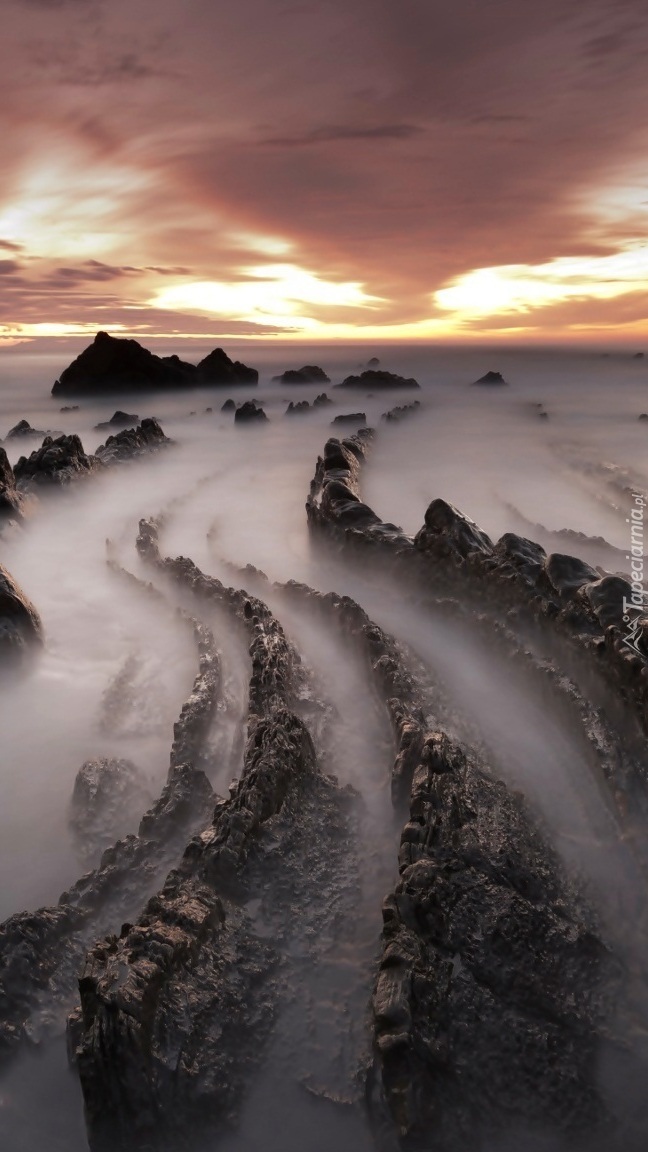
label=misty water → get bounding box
[0,343,647,1151]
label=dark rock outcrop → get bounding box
[372,732,619,1150]
[196,347,258,386]
[68,759,152,867]
[0,562,43,662]
[332,412,367,426]
[14,434,97,488]
[52,333,193,396]
[221,398,236,412]
[0,447,24,523]
[4,419,51,440]
[51,332,258,395]
[93,410,139,431]
[273,365,330,385]
[285,400,311,416]
[382,401,421,422]
[234,400,267,424]
[94,418,170,465]
[473,370,507,385]
[337,369,420,390]
[313,392,333,407]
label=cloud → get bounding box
[262,123,424,146]
[3,0,648,342]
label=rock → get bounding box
[94,418,170,465]
[313,392,333,407]
[93,410,139,431]
[197,347,258,386]
[367,357,380,368]
[415,498,494,560]
[0,618,218,1069]
[234,401,268,424]
[331,412,367,426]
[0,447,24,523]
[68,758,152,867]
[205,407,213,413]
[372,732,619,1148]
[0,562,43,662]
[638,414,648,421]
[14,433,97,488]
[221,398,236,412]
[632,352,644,359]
[59,405,79,412]
[4,419,50,440]
[52,334,258,395]
[52,332,195,396]
[337,369,420,390]
[285,400,311,416]
[272,365,330,385]
[382,400,421,422]
[472,370,507,385]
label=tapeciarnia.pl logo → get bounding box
[622,491,646,655]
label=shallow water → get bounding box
[1,343,647,1150]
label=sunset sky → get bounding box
[2,0,648,347]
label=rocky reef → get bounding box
[273,365,330,385]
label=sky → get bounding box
[2,0,648,347]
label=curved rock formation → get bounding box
[74,527,359,1150]
[0,616,219,1069]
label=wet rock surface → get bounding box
[0,562,43,663]
[473,370,507,385]
[94,417,170,465]
[14,433,98,488]
[3,419,53,441]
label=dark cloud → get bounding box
[0,261,21,275]
[262,123,424,146]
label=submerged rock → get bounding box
[285,400,311,416]
[382,400,421,422]
[0,562,43,662]
[473,370,507,385]
[3,419,51,440]
[337,369,420,390]
[234,400,268,424]
[93,410,139,431]
[221,398,236,412]
[332,412,367,426]
[313,392,333,407]
[273,365,330,385]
